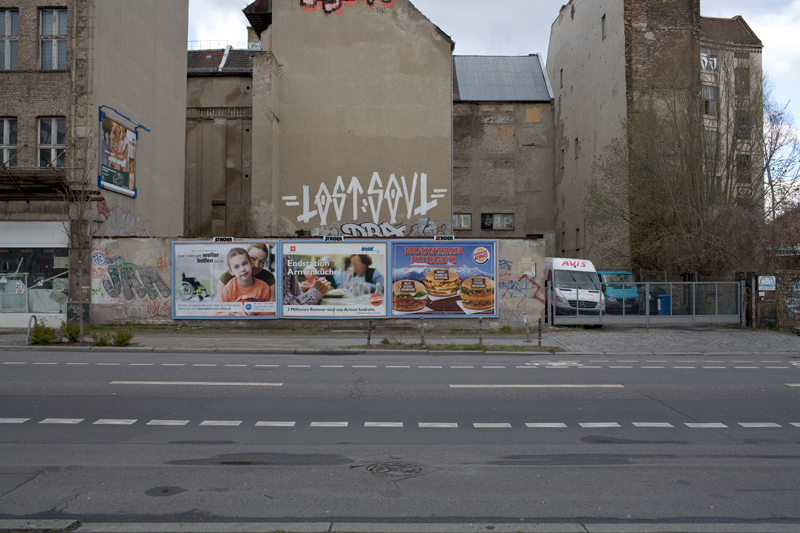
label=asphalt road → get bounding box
[1,349,799,527]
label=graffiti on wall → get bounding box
[97,201,152,237]
[785,277,800,319]
[498,256,544,320]
[282,173,448,226]
[92,246,171,318]
[300,0,394,15]
[339,217,449,238]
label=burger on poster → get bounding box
[423,269,461,297]
[460,277,495,310]
[391,280,428,312]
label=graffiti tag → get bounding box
[340,217,448,238]
[300,0,394,15]
[101,265,171,302]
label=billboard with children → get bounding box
[172,241,279,319]
[280,241,389,319]
[389,240,498,318]
[99,113,137,198]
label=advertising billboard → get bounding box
[172,241,278,319]
[390,241,498,317]
[281,241,389,319]
[99,114,138,197]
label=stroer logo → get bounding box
[473,247,490,264]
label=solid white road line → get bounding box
[579,422,621,428]
[365,422,403,428]
[738,422,782,428]
[633,422,674,428]
[685,423,728,428]
[110,381,282,386]
[419,422,458,428]
[40,418,83,424]
[450,384,624,388]
[255,421,296,427]
[93,419,137,425]
[0,418,30,424]
[474,423,512,428]
[200,421,241,426]
[310,422,348,427]
[146,420,189,426]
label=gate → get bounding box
[548,281,745,327]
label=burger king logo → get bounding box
[473,247,490,264]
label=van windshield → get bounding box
[602,273,636,284]
[554,270,600,289]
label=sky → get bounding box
[188,0,800,122]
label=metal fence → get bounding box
[547,281,745,328]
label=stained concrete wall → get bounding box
[251,0,453,237]
[776,271,800,328]
[453,102,554,242]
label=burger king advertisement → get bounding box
[389,241,498,317]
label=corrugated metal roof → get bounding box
[454,55,552,102]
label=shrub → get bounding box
[60,320,82,343]
[29,323,60,345]
[380,337,390,345]
[112,328,135,347]
[91,331,111,346]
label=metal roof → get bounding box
[454,55,553,102]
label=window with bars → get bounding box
[1,10,19,70]
[1,118,17,166]
[40,9,67,70]
[735,111,750,140]
[38,118,66,167]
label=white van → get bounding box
[545,258,605,316]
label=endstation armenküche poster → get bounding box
[172,241,279,319]
[281,241,389,319]
[390,241,498,317]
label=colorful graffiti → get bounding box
[300,0,394,15]
[97,202,152,237]
[498,256,544,321]
[785,278,800,320]
[283,173,448,226]
[339,217,449,238]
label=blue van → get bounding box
[597,271,641,314]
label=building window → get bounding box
[735,154,751,182]
[39,118,66,168]
[735,111,750,140]
[574,138,580,158]
[735,68,750,97]
[1,118,17,167]
[601,14,606,40]
[452,213,472,231]
[704,129,718,161]
[576,228,580,251]
[480,213,514,230]
[700,48,717,71]
[734,52,749,60]
[1,10,19,70]
[40,9,67,70]
[702,86,718,116]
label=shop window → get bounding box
[0,248,69,313]
[39,117,66,167]
[452,213,472,231]
[1,118,17,167]
[1,9,19,70]
[40,9,67,70]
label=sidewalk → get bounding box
[1,324,798,355]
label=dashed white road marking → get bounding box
[288,365,311,368]
[450,384,625,388]
[673,366,696,369]
[310,422,348,427]
[255,421,296,427]
[386,365,410,368]
[255,364,279,368]
[93,419,137,425]
[200,420,241,426]
[419,422,458,428]
[365,422,403,428]
[738,423,781,428]
[33,362,57,365]
[321,365,344,368]
[451,366,474,369]
[419,366,443,369]
[352,365,377,368]
[40,418,83,424]
[482,366,506,369]
[703,367,727,369]
[65,362,88,365]
[474,423,512,428]
[685,423,727,428]
[162,364,185,367]
[579,422,621,428]
[791,423,800,427]
[192,364,216,367]
[609,366,632,369]
[110,381,283,386]
[0,418,30,424]
[641,366,665,369]
[130,363,153,366]
[225,364,247,367]
[1,362,25,365]
[526,423,567,428]
[766,367,790,369]
[96,363,120,366]
[633,422,674,428]
[146,420,189,426]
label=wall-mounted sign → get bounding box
[280,241,388,319]
[172,241,278,319]
[99,113,138,198]
[389,241,498,317]
[758,276,777,291]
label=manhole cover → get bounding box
[367,462,425,478]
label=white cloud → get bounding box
[188,0,250,49]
